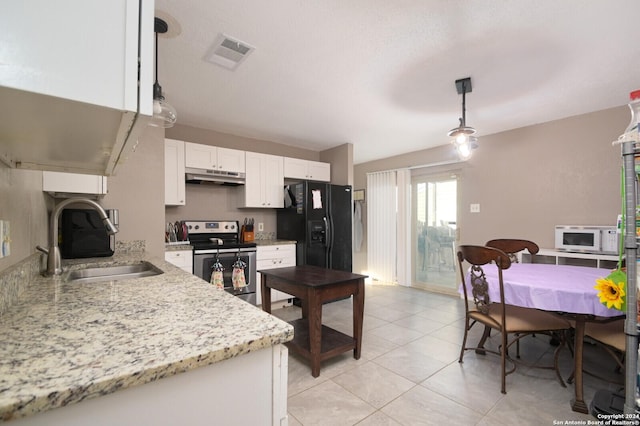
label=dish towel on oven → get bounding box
[210,259,225,290]
[232,257,247,289]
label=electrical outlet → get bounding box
[258,222,264,232]
[470,203,480,213]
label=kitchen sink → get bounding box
[63,261,163,284]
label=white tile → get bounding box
[332,361,415,408]
[288,380,376,426]
[381,385,484,425]
[281,284,619,425]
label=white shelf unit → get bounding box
[520,249,621,270]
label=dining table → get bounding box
[463,262,624,413]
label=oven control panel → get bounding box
[185,221,238,234]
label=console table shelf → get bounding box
[288,319,356,361]
[520,249,621,269]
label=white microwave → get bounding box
[554,225,618,255]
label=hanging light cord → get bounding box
[154,30,159,87]
[460,81,467,128]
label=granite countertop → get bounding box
[0,252,293,421]
[164,242,193,251]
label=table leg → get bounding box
[261,275,271,314]
[308,290,323,377]
[571,317,589,414]
[475,325,491,355]
[352,280,364,360]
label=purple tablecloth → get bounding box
[462,263,622,318]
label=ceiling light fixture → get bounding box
[149,17,177,128]
[448,77,478,160]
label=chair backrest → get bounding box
[485,239,539,263]
[457,245,512,315]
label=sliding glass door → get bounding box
[412,175,458,294]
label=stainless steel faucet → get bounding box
[37,198,118,276]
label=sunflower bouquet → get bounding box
[594,269,626,312]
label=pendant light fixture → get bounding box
[448,77,478,160]
[149,17,177,128]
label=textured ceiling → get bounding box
[154,0,640,164]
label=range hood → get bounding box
[185,167,246,186]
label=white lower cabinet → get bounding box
[165,250,193,274]
[12,345,289,426]
[257,244,296,306]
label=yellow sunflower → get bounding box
[594,270,626,311]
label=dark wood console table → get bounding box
[260,265,367,377]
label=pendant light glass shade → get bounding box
[149,18,176,128]
[448,77,477,160]
[150,82,177,128]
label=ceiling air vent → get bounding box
[204,34,255,70]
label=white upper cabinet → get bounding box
[0,0,153,176]
[184,142,245,173]
[283,157,330,182]
[239,153,284,208]
[165,139,186,206]
[42,171,107,198]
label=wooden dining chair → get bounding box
[457,245,571,394]
[485,238,539,263]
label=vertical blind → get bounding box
[367,169,410,285]
[396,169,411,286]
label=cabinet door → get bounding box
[217,148,245,173]
[165,250,192,273]
[307,161,330,182]
[242,152,264,208]
[184,142,217,169]
[164,139,186,206]
[283,157,308,180]
[43,171,107,196]
[1,0,142,111]
[256,244,296,304]
[263,154,284,208]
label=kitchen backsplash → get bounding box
[0,253,40,316]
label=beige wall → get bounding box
[353,106,627,276]
[102,125,166,259]
[4,106,623,279]
[320,143,353,186]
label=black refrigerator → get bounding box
[277,181,352,272]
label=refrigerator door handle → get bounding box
[324,216,332,267]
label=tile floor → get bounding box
[271,284,625,426]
